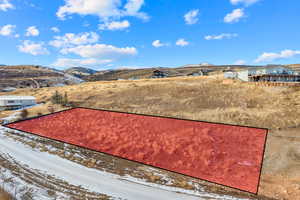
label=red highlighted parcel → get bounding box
[5,108,267,194]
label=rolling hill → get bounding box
[1,63,298,90]
[0,65,84,90]
[84,64,263,81]
[64,67,98,78]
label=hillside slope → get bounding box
[64,67,98,78]
[85,65,261,81]
[0,65,84,89]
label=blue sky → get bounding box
[0,0,300,70]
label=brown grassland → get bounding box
[1,75,300,200]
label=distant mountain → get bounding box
[64,67,98,78]
[0,65,84,89]
[183,63,214,68]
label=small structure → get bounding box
[237,66,300,82]
[1,87,16,92]
[0,96,36,110]
[152,70,168,78]
[128,77,139,80]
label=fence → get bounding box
[245,82,300,87]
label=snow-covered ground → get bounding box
[1,103,43,124]
[57,71,85,84]
[0,110,250,200]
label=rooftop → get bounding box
[0,96,36,100]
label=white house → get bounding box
[224,71,237,79]
[0,96,36,110]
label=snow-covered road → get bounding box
[1,103,43,124]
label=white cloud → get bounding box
[224,8,245,23]
[18,40,49,55]
[60,44,138,59]
[99,20,130,30]
[51,27,60,33]
[0,0,14,11]
[124,0,148,20]
[205,33,238,40]
[25,26,39,37]
[230,0,260,6]
[56,0,148,21]
[234,59,246,65]
[52,58,112,68]
[255,49,300,63]
[49,32,99,48]
[152,40,167,48]
[176,38,189,47]
[184,9,199,25]
[0,24,16,36]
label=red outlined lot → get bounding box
[5,107,267,194]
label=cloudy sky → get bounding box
[0,0,299,70]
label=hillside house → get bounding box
[152,70,168,78]
[0,96,36,110]
[237,66,300,82]
[224,71,237,79]
[188,70,208,76]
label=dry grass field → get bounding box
[5,75,300,130]
[1,75,300,199]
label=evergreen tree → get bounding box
[51,91,63,105]
[63,92,68,106]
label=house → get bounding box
[199,69,209,75]
[0,96,36,110]
[224,71,237,79]
[187,70,208,77]
[152,70,168,78]
[188,72,200,76]
[237,66,300,82]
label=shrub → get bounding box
[47,106,55,113]
[20,109,29,119]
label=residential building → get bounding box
[236,66,300,82]
[0,96,36,110]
